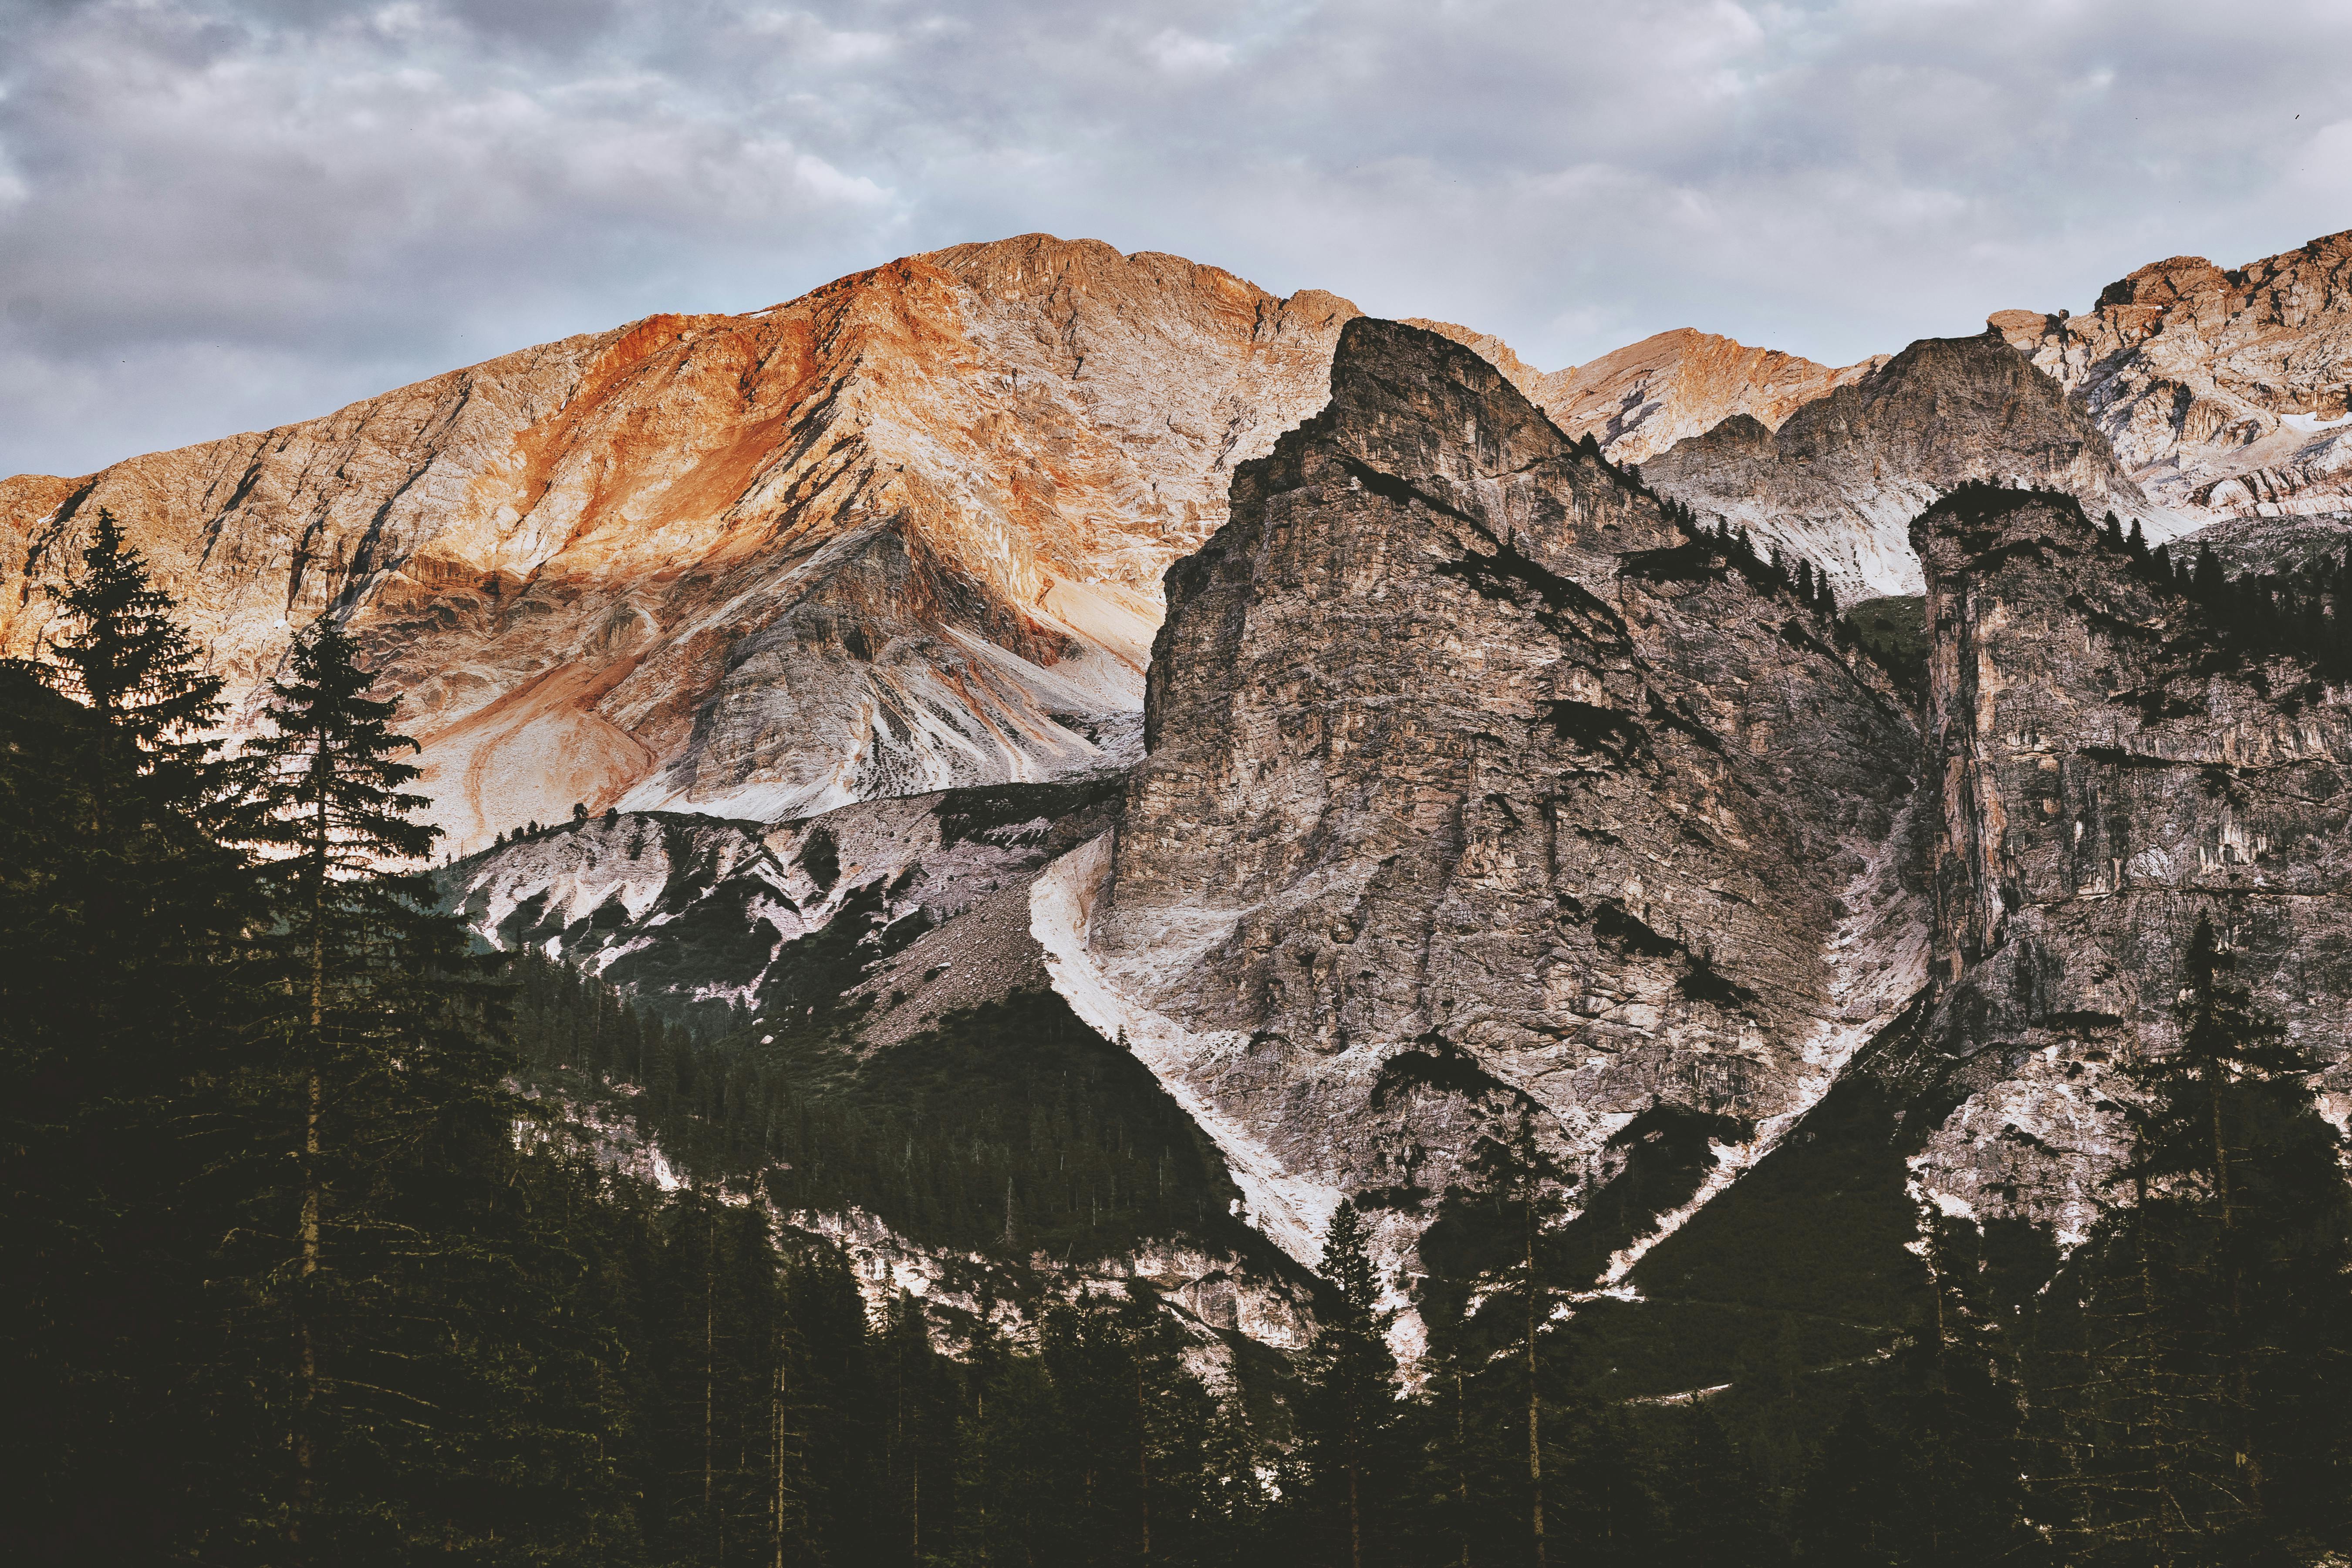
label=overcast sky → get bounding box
[3,0,2349,479]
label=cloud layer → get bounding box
[4,0,2349,477]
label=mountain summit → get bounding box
[3,236,1361,852]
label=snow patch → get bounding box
[1567,797,1931,1300]
[1031,832,1342,1268]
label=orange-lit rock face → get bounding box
[1534,327,1883,465]
[1399,322,1881,469]
[0,236,1360,853]
[1989,229,2352,520]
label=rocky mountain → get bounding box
[1903,486,2352,1242]
[1039,319,1928,1306]
[25,229,2338,863]
[415,309,2352,1408]
[1639,330,2166,598]
[1991,229,2352,523]
[21,222,2352,1387]
[1404,319,1882,468]
[442,774,1121,1043]
[1535,327,1884,466]
[3,236,1360,854]
[1019,323,2351,1379]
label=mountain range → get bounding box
[7,226,2351,1375]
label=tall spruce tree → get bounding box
[1,531,258,1564]
[29,509,227,806]
[1,678,254,1561]
[1297,1198,1400,1568]
[209,614,535,1560]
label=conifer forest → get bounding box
[7,512,2352,1568]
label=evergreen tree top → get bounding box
[229,614,439,878]
[19,509,227,802]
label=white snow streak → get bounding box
[1030,832,1341,1268]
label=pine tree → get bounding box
[213,614,523,1558]
[1299,1198,1400,1568]
[23,509,227,809]
[0,654,257,1561]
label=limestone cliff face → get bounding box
[1640,332,2161,599]
[1904,489,2352,1242]
[1054,318,1927,1269]
[1401,322,1881,469]
[2,236,1358,853]
[1536,328,1883,466]
[1989,229,2352,522]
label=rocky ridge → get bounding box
[442,774,1121,1040]
[1991,229,2352,522]
[4,236,1360,853]
[1639,330,2168,598]
[1536,328,1884,466]
[1049,318,1928,1284]
[1404,320,1882,469]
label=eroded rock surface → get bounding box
[1990,229,2352,523]
[4,235,1358,852]
[1640,332,2163,599]
[442,776,1121,1039]
[1060,318,1928,1275]
[1538,328,1884,466]
[1904,489,2352,1241]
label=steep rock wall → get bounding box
[1062,318,1928,1275]
[1905,489,2352,1240]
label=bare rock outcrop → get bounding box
[3,236,1359,853]
[1401,322,1883,470]
[442,775,1121,1039]
[1989,229,2352,522]
[1904,488,2352,1241]
[1051,318,1927,1274]
[1537,328,1883,466]
[1640,332,2162,598]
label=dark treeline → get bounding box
[504,948,1256,1263]
[2105,504,2352,674]
[1934,478,2352,676]
[10,512,2352,1568]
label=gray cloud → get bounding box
[3,0,2349,477]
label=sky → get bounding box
[3,0,2349,480]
